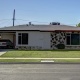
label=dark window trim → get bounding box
[18,33,28,45]
[66,33,80,45]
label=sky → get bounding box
[0,0,80,27]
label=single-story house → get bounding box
[0,22,80,50]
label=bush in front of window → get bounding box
[56,44,65,49]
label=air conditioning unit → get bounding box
[29,22,32,25]
[50,22,60,25]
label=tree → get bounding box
[76,23,80,27]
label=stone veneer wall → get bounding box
[16,46,42,50]
[50,32,66,49]
[65,46,80,49]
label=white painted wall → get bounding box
[42,32,51,49]
[16,31,51,49]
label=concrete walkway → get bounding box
[0,50,7,56]
[0,49,13,56]
[0,52,6,56]
[0,58,80,59]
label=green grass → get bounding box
[0,59,41,62]
[1,50,80,58]
[0,59,80,63]
[0,50,80,63]
[54,59,80,63]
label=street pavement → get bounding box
[0,64,80,80]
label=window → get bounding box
[71,34,79,45]
[66,33,80,45]
[18,36,21,44]
[22,33,28,44]
[66,36,70,45]
[18,33,28,45]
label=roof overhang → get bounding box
[55,30,80,32]
[0,30,80,32]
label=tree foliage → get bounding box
[76,23,80,27]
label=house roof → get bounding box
[0,24,80,31]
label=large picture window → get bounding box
[66,33,80,45]
[18,33,28,45]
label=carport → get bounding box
[0,32,16,47]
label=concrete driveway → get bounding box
[0,49,12,56]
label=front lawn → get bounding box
[0,59,80,63]
[1,50,80,58]
[0,59,40,62]
[54,59,80,63]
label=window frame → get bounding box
[18,33,28,45]
[66,33,80,46]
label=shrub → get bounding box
[56,44,65,49]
